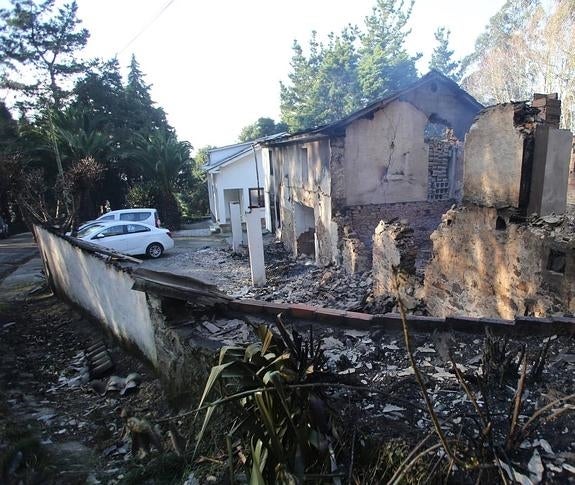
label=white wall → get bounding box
[35,226,158,364]
[209,148,265,224]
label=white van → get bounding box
[87,208,161,228]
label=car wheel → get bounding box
[146,242,164,259]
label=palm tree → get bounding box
[131,130,192,229]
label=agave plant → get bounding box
[195,315,343,484]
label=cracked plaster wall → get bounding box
[463,104,526,208]
[344,100,430,206]
[272,139,338,265]
[34,226,158,364]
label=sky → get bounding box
[6,0,507,150]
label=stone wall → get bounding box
[463,100,572,215]
[372,220,420,309]
[338,217,372,273]
[424,205,575,319]
[463,103,528,208]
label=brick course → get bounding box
[427,139,454,201]
[344,200,453,271]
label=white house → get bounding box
[205,134,284,229]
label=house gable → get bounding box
[344,100,429,205]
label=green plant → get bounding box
[195,315,344,483]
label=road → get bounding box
[0,232,38,281]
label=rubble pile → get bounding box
[249,260,373,311]
[312,325,575,483]
[141,238,429,314]
[0,296,173,484]
[528,212,575,239]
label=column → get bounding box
[245,208,266,286]
[230,202,242,252]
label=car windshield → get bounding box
[77,223,107,238]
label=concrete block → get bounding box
[528,125,572,216]
[245,208,266,286]
[230,202,242,252]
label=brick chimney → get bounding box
[532,93,561,128]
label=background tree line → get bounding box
[0,0,208,231]
[461,0,575,131]
[270,0,574,134]
[1,0,573,233]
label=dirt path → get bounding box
[0,286,182,484]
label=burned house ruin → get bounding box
[424,97,575,319]
[261,70,483,272]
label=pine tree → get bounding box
[429,27,460,82]
[0,0,90,111]
[313,26,362,126]
[357,0,420,102]
[280,0,421,131]
[280,33,323,131]
[125,54,170,134]
[73,58,125,133]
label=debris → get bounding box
[90,373,142,396]
[122,410,163,458]
[85,340,114,379]
[500,460,534,485]
[381,404,405,413]
[528,450,544,483]
[534,439,554,455]
[168,423,186,457]
[202,321,220,334]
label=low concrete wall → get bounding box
[34,225,158,364]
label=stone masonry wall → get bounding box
[329,136,346,211]
[338,217,372,273]
[424,205,575,319]
[372,220,420,309]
